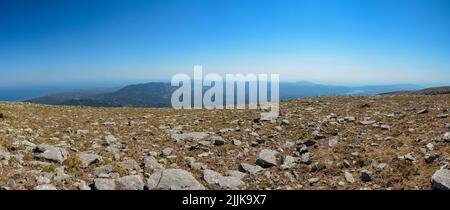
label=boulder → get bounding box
[431,169,450,190]
[255,149,278,167]
[147,169,205,190]
[33,144,68,164]
[115,175,145,190]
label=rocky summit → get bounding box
[0,94,449,190]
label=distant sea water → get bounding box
[0,82,125,101]
[0,85,71,101]
[344,90,367,95]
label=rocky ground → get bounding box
[0,94,449,190]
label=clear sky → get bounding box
[1,0,450,86]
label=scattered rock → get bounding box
[308,177,320,184]
[103,134,117,146]
[232,139,242,146]
[211,136,225,146]
[203,169,245,189]
[301,152,312,164]
[436,114,448,119]
[280,156,297,170]
[256,149,278,167]
[344,171,354,183]
[147,169,205,190]
[170,132,209,142]
[417,108,428,114]
[143,156,164,173]
[94,178,116,190]
[225,170,247,180]
[431,169,450,190]
[361,170,374,182]
[218,176,245,190]
[162,147,174,156]
[328,138,338,148]
[405,153,416,162]
[115,175,145,190]
[203,169,222,185]
[344,116,356,123]
[239,163,264,175]
[33,184,57,190]
[444,132,450,142]
[360,120,376,125]
[424,154,439,164]
[33,144,68,164]
[77,151,102,168]
[380,124,391,130]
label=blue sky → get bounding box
[1,0,450,86]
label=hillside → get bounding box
[381,86,450,95]
[1,94,449,190]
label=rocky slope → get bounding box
[0,94,449,190]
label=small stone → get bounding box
[360,120,376,125]
[443,132,450,142]
[303,139,317,147]
[232,139,242,146]
[308,178,320,184]
[426,143,434,151]
[239,163,264,175]
[94,165,114,177]
[296,144,308,154]
[94,178,116,190]
[33,184,57,190]
[143,156,164,173]
[33,144,68,164]
[376,163,387,170]
[361,170,374,182]
[161,147,173,156]
[417,108,428,114]
[281,119,290,125]
[115,175,145,190]
[211,136,225,146]
[436,114,448,119]
[256,149,278,167]
[424,154,439,164]
[344,116,356,122]
[76,181,91,190]
[225,170,247,180]
[7,179,16,188]
[328,138,338,148]
[146,169,205,190]
[380,124,391,130]
[77,151,102,168]
[405,153,416,162]
[218,176,245,190]
[203,169,222,185]
[445,123,450,129]
[301,152,312,164]
[170,132,209,142]
[280,156,297,170]
[103,134,117,146]
[344,171,354,183]
[431,169,450,190]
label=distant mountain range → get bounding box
[24,81,425,107]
